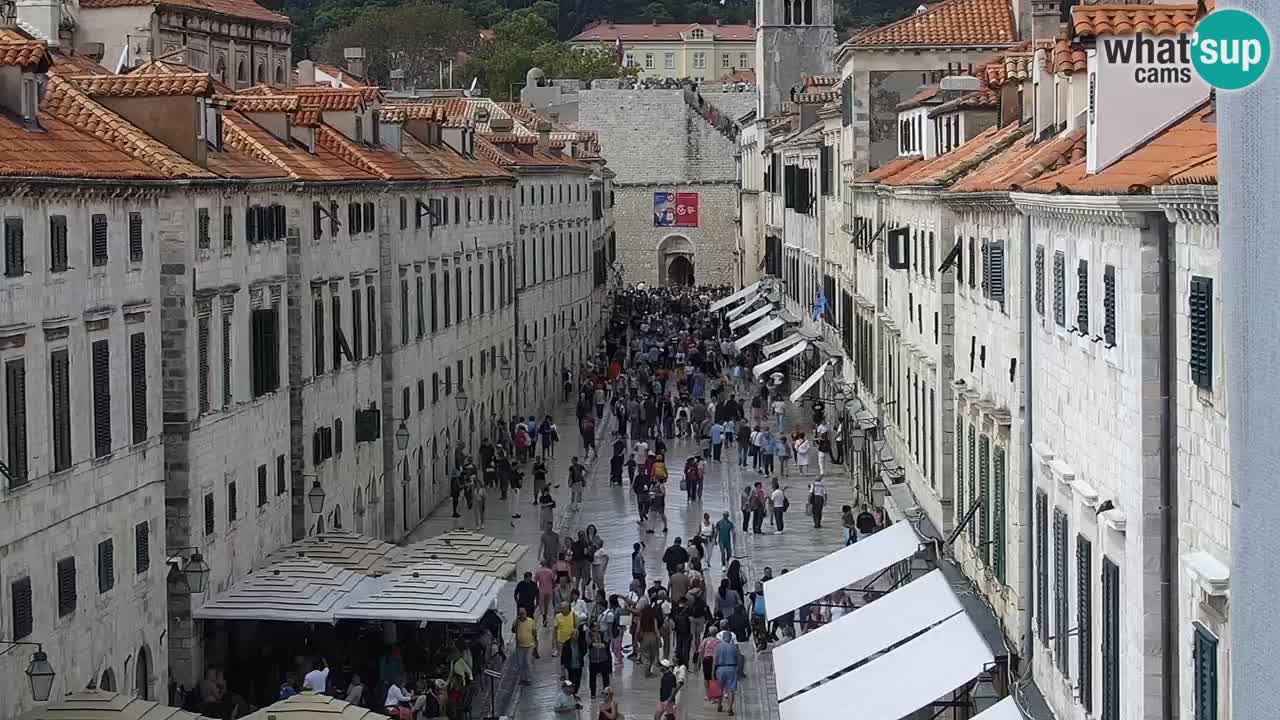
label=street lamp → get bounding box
[522,339,536,361]
[394,421,410,451]
[164,547,211,595]
[454,383,470,412]
[2,641,57,702]
[307,479,326,514]
[499,354,512,380]
[569,320,581,341]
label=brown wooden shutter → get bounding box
[198,208,211,248]
[198,316,210,413]
[49,214,68,271]
[135,521,150,574]
[4,217,24,277]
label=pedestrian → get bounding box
[610,442,625,485]
[710,420,724,461]
[794,432,811,476]
[514,571,538,619]
[587,623,612,698]
[472,472,488,528]
[700,625,721,696]
[633,470,652,525]
[737,422,751,466]
[554,603,576,660]
[541,415,559,459]
[749,482,768,534]
[591,544,610,595]
[771,482,788,534]
[573,531,593,595]
[715,578,741,619]
[539,487,557,530]
[649,475,669,534]
[816,421,831,475]
[713,631,740,715]
[637,596,662,677]
[532,456,548,501]
[569,457,586,506]
[808,477,827,528]
[856,503,878,538]
[598,687,620,720]
[631,542,647,585]
[672,598,694,665]
[535,560,556,625]
[564,623,587,694]
[699,512,714,542]
[714,511,735,567]
[739,485,752,529]
[594,385,606,419]
[580,414,598,461]
[759,428,775,476]
[663,538,689,577]
[449,469,463,518]
[656,659,681,719]
[841,504,857,545]
[510,607,537,687]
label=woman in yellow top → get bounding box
[555,604,578,650]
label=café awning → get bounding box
[753,340,807,379]
[972,697,1025,720]
[392,530,529,579]
[778,613,994,720]
[773,570,965,700]
[734,316,786,351]
[764,521,922,621]
[729,303,775,330]
[264,531,403,576]
[789,359,836,403]
[725,295,765,321]
[192,559,372,623]
[710,281,762,311]
[763,332,805,356]
[18,690,212,720]
[241,692,378,720]
[334,561,502,624]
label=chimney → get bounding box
[343,47,366,79]
[537,120,551,151]
[389,68,405,92]
[297,59,316,87]
[938,74,980,101]
[15,0,61,46]
[1030,0,1063,44]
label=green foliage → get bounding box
[310,1,478,87]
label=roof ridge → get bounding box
[42,74,212,178]
[851,0,1016,47]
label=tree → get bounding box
[313,2,478,87]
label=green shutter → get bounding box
[955,418,965,526]
[1189,276,1214,389]
[1194,624,1218,720]
[1036,492,1050,644]
[992,446,1006,582]
[1077,536,1094,713]
[978,435,990,565]
[1101,557,1120,720]
[967,425,977,545]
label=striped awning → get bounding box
[18,691,212,720]
[334,560,503,624]
[265,531,402,576]
[241,692,378,720]
[393,530,529,579]
[193,559,372,623]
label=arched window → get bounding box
[255,63,266,84]
[333,504,343,530]
[135,646,151,699]
[804,0,813,24]
[100,668,117,692]
[215,56,226,82]
[274,64,285,85]
[784,0,792,24]
[236,59,247,83]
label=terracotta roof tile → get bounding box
[858,155,925,183]
[1050,34,1088,75]
[877,122,1026,187]
[79,0,289,24]
[795,91,839,104]
[51,51,112,75]
[315,125,427,181]
[570,22,753,43]
[801,74,839,88]
[1168,154,1217,185]
[951,127,1086,192]
[221,112,375,182]
[1024,102,1215,194]
[292,108,322,127]
[477,134,591,171]
[896,85,942,111]
[294,86,381,111]
[41,74,211,178]
[223,94,301,113]
[0,111,166,179]
[0,28,52,70]
[68,72,214,97]
[928,88,999,117]
[850,0,1016,47]
[399,133,510,181]
[380,104,446,123]
[1072,4,1199,37]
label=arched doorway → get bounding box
[657,235,695,286]
[100,668,116,692]
[135,645,151,699]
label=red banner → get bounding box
[653,192,699,228]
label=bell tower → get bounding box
[755,0,837,119]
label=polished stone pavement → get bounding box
[405,394,860,720]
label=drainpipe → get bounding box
[1019,211,1035,673]
[1156,211,1180,720]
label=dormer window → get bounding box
[690,28,704,39]
[20,76,38,126]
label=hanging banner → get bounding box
[654,192,699,228]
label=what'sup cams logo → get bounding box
[1099,8,1271,91]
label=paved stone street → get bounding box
[406,394,859,720]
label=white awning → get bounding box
[764,332,805,355]
[753,340,807,379]
[789,360,836,403]
[778,613,994,720]
[724,295,763,320]
[193,559,373,623]
[774,570,964,699]
[710,281,762,311]
[734,316,785,351]
[764,520,921,620]
[729,303,775,330]
[334,561,502,624]
[972,698,1025,720]
[392,529,530,579]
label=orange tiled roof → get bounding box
[1168,154,1217,185]
[850,0,1016,47]
[41,74,211,178]
[380,104,446,123]
[313,62,368,87]
[225,94,302,113]
[292,108,322,127]
[52,51,111,75]
[79,0,289,24]
[0,28,52,70]
[928,88,999,117]
[0,111,167,179]
[878,122,1026,187]
[571,22,754,43]
[221,112,375,182]
[858,155,925,183]
[315,125,427,181]
[1072,4,1199,37]
[795,90,839,104]
[801,74,839,88]
[1024,102,1215,194]
[896,85,941,111]
[399,133,511,181]
[1050,35,1087,75]
[68,72,214,97]
[294,86,381,111]
[951,127,1086,192]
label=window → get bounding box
[366,285,376,356]
[197,315,210,414]
[442,269,451,328]
[57,557,76,617]
[417,379,425,411]
[250,306,280,396]
[363,202,375,233]
[1190,275,1213,389]
[664,52,674,69]
[351,289,363,360]
[1053,250,1067,326]
[223,206,234,247]
[693,51,706,69]
[415,275,425,338]
[204,493,214,535]
[722,53,731,68]
[92,339,111,457]
[130,332,147,444]
[1102,264,1117,346]
[128,212,143,261]
[333,418,343,456]
[739,52,748,67]
[355,115,364,143]
[97,539,114,593]
[690,28,704,39]
[967,424,976,545]
[313,297,325,375]
[1194,624,1219,720]
[50,349,70,472]
[624,53,633,67]
[1101,557,1120,720]
[11,577,32,640]
[197,208,211,248]
[4,217,23,277]
[992,446,1006,582]
[276,454,286,495]
[1076,259,1089,333]
[4,358,27,485]
[432,372,439,403]
[645,53,654,69]
[967,237,976,288]
[478,265,486,315]
[1035,490,1049,644]
[1053,508,1070,675]
[455,265,462,321]
[400,278,409,344]
[227,478,237,522]
[92,214,108,266]
[430,271,439,333]
[985,240,1006,306]
[257,464,268,507]
[978,435,990,564]
[49,214,68,272]
[1077,535,1094,712]
[1034,245,1045,316]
